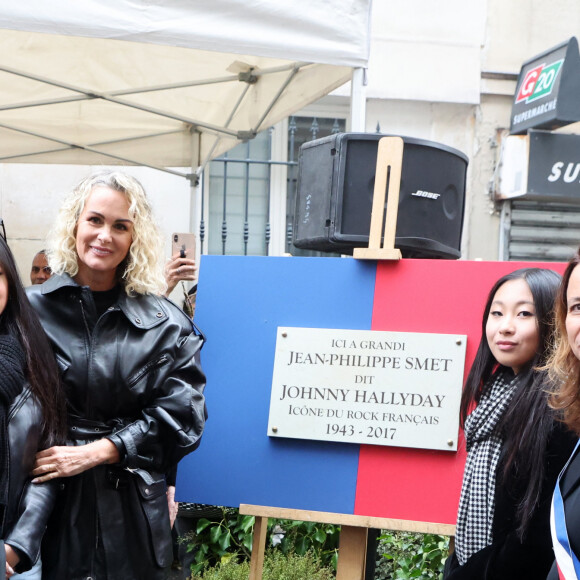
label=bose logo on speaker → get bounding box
[411,190,441,200]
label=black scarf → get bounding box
[0,333,25,531]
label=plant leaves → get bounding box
[295,537,309,556]
[196,518,213,533]
[219,530,232,551]
[242,535,253,552]
[210,525,222,544]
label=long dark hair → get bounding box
[0,237,65,445]
[460,267,561,539]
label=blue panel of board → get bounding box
[176,256,376,514]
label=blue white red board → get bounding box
[177,255,565,524]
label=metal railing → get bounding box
[202,116,344,256]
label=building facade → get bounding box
[2,0,580,280]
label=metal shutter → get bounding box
[500,199,580,262]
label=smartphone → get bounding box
[171,233,196,259]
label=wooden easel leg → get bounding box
[336,526,368,580]
[249,516,268,580]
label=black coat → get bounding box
[445,423,576,580]
[27,274,207,580]
[3,387,56,573]
[547,443,580,580]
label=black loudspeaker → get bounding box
[293,133,468,259]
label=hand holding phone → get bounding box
[172,233,196,258]
[165,233,197,296]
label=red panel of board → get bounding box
[354,259,566,524]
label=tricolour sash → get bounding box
[551,439,580,580]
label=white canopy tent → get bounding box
[0,0,372,182]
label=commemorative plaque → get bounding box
[268,327,467,452]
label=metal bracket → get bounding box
[187,173,200,187]
[237,130,257,141]
[238,70,258,84]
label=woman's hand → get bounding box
[31,439,120,483]
[164,251,197,296]
[166,485,178,529]
[5,544,19,578]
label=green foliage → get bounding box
[375,531,450,580]
[182,507,449,579]
[272,519,340,570]
[190,550,334,580]
[182,508,339,575]
[182,507,255,574]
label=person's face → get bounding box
[565,265,580,361]
[485,278,540,374]
[0,262,8,316]
[75,186,133,288]
[30,253,52,285]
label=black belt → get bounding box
[68,417,132,490]
[68,417,114,440]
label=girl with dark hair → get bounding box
[444,267,576,579]
[0,235,65,579]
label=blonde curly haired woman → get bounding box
[26,171,207,580]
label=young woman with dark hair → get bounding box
[0,235,65,579]
[444,267,576,579]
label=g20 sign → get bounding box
[510,37,580,134]
[515,60,563,104]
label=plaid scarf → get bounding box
[454,368,517,565]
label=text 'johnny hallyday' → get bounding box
[281,340,453,407]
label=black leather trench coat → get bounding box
[27,274,207,580]
[2,387,56,574]
[547,444,580,580]
[444,422,576,580]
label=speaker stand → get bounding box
[353,136,403,261]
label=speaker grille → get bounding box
[293,133,468,259]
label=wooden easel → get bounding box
[241,504,455,580]
[353,136,404,261]
[242,138,455,578]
